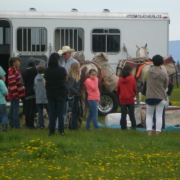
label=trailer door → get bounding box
[0,19,11,84]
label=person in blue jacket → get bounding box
[34,65,49,129]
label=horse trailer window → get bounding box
[0,27,10,45]
[55,28,84,51]
[0,27,3,44]
[17,28,47,52]
[92,29,120,53]
[5,28,10,44]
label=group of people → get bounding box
[0,47,171,136]
[0,46,100,135]
[117,55,170,136]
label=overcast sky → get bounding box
[0,0,179,41]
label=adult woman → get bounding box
[66,62,80,130]
[44,53,67,136]
[146,55,168,136]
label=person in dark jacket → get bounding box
[44,53,67,136]
[21,57,37,129]
[34,65,49,129]
[66,62,81,130]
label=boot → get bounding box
[2,124,7,132]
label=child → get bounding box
[21,57,37,129]
[116,65,137,130]
[0,78,8,132]
[66,62,81,130]
[34,65,49,129]
[84,69,100,130]
[0,66,6,125]
[0,66,6,82]
[8,57,25,129]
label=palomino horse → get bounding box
[135,44,177,104]
[117,44,177,105]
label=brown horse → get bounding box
[72,52,119,117]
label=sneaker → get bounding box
[95,128,101,131]
[48,132,55,136]
[38,125,44,129]
[59,131,66,136]
[121,128,128,131]
[26,126,37,130]
[2,124,7,132]
[13,127,22,129]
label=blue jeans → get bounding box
[9,99,20,128]
[48,97,66,133]
[120,103,136,129]
[0,104,8,131]
[69,96,80,130]
[37,104,49,127]
[63,102,68,122]
[0,107,1,124]
[86,100,98,130]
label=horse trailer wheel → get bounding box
[98,92,119,116]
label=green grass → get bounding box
[0,125,180,180]
[169,84,180,105]
[0,86,180,180]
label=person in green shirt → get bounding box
[0,79,8,131]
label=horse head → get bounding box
[71,51,85,65]
[136,43,149,58]
[93,52,108,62]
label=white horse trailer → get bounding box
[0,8,170,72]
[0,9,170,114]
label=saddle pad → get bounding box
[125,61,139,77]
[135,62,152,79]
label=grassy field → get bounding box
[0,128,180,180]
[0,86,180,180]
[169,84,180,106]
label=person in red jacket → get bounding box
[8,57,25,129]
[116,65,137,130]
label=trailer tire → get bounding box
[98,92,119,116]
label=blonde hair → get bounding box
[68,62,80,83]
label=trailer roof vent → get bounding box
[29,8,36,11]
[103,9,110,12]
[71,8,78,12]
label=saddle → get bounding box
[116,57,151,78]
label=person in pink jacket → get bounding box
[84,69,100,130]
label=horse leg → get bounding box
[136,91,140,105]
